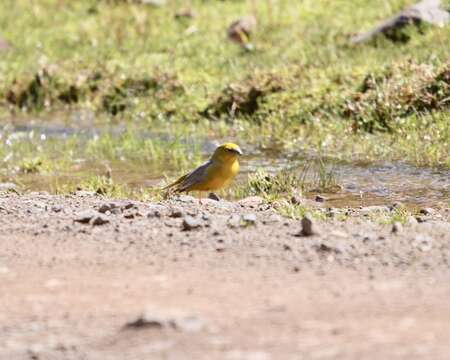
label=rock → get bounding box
[169,207,185,218]
[98,203,117,213]
[124,315,166,330]
[300,215,315,236]
[74,210,97,224]
[283,244,292,251]
[391,222,403,234]
[123,210,141,219]
[238,196,265,208]
[350,0,450,44]
[315,195,326,202]
[242,213,257,225]
[147,204,166,218]
[0,182,17,192]
[51,205,63,213]
[182,216,202,231]
[420,207,435,215]
[227,15,257,46]
[90,214,110,226]
[208,192,220,201]
[124,311,205,333]
[74,210,109,225]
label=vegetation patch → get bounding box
[101,71,184,115]
[201,73,285,120]
[5,69,86,111]
[342,61,450,133]
[3,67,184,115]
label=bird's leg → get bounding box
[197,191,203,205]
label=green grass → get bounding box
[0,0,449,195]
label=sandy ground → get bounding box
[1,192,450,360]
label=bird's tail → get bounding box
[161,174,187,192]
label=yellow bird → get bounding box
[164,143,242,199]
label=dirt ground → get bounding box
[1,192,450,360]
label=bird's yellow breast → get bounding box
[188,159,239,191]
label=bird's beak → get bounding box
[234,147,243,156]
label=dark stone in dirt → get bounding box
[299,215,315,236]
[51,205,63,213]
[420,207,435,215]
[98,203,117,213]
[123,210,141,219]
[182,216,202,231]
[124,316,166,330]
[391,222,403,234]
[315,195,326,203]
[123,202,136,210]
[147,204,165,218]
[90,214,110,226]
[283,244,292,251]
[124,312,205,333]
[208,193,220,201]
[216,245,226,252]
[169,207,185,218]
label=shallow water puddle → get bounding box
[1,122,449,208]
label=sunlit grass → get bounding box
[0,0,449,196]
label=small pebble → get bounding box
[419,207,435,215]
[242,213,257,224]
[182,216,202,231]
[315,195,326,202]
[208,193,220,201]
[391,222,403,234]
[300,215,314,236]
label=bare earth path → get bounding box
[1,192,449,360]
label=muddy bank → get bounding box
[1,192,450,359]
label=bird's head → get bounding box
[212,143,243,162]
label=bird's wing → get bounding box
[164,160,212,192]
